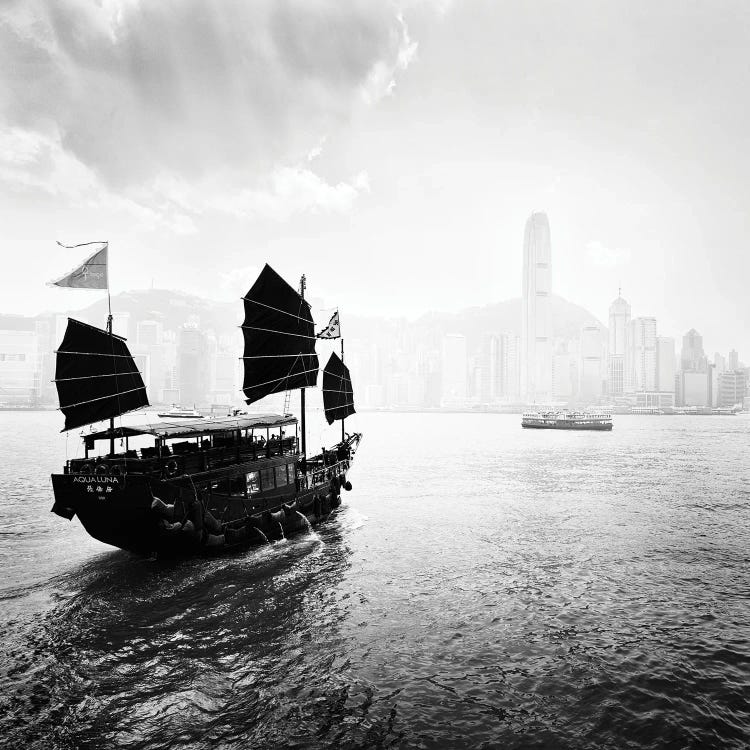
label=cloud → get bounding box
[0,0,418,190]
[586,240,632,267]
[214,167,370,221]
[0,127,197,233]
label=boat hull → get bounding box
[522,421,612,430]
[51,438,360,558]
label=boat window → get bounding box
[212,476,246,496]
[286,463,296,484]
[246,471,260,494]
[275,465,287,487]
[260,467,275,490]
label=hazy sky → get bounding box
[1,0,748,354]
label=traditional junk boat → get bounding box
[521,410,613,431]
[50,264,361,557]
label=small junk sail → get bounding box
[322,352,355,425]
[55,318,149,431]
[241,264,319,404]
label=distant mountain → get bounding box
[342,294,605,353]
[54,289,604,348]
[59,289,239,338]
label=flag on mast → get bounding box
[49,241,108,289]
[316,310,340,339]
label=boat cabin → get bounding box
[64,414,299,481]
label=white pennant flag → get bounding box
[49,241,108,289]
[316,310,340,339]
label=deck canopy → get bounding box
[84,414,296,442]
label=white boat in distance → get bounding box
[157,405,203,419]
[522,410,613,431]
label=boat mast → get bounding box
[106,274,115,457]
[340,337,345,444]
[299,274,307,461]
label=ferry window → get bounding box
[260,467,275,490]
[246,471,260,494]
[286,463,296,484]
[275,465,287,486]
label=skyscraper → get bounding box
[520,211,552,401]
[579,324,606,403]
[656,336,676,393]
[178,325,209,406]
[630,317,657,392]
[681,329,706,372]
[441,333,467,406]
[607,290,631,396]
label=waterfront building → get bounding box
[714,352,727,374]
[679,370,711,407]
[552,351,575,401]
[656,336,676,394]
[607,291,631,396]
[630,317,657,392]
[34,317,57,405]
[499,332,520,401]
[728,349,739,371]
[635,391,675,409]
[136,319,162,347]
[210,350,238,405]
[0,315,39,406]
[441,333,467,406]
[681,329,706,372]
[111,311,130,339]
[476,334,502,404]
[579,325,606,403]
[520,211,552,401]
[178,325,209,406]
[718,370,747,409]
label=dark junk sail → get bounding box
[322,352,355,425]
[242,264,319,404]
[55,318,149,431]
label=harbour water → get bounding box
[0,411,748,748]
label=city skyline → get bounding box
[1,256,745,412]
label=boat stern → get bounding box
[50,472,158,553]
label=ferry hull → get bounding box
[522,421,613,431]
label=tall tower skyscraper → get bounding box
[520,211,552,401]
[630,317,657,391]
[607,290,631,396]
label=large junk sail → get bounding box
[322,352,355,425]
[55,318,149,431]
[241,264,319,404]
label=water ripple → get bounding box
[1,412,749,748]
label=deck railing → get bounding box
[67,437,298,477]
[297,458,351,492]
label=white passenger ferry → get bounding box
[521,410,613,431]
